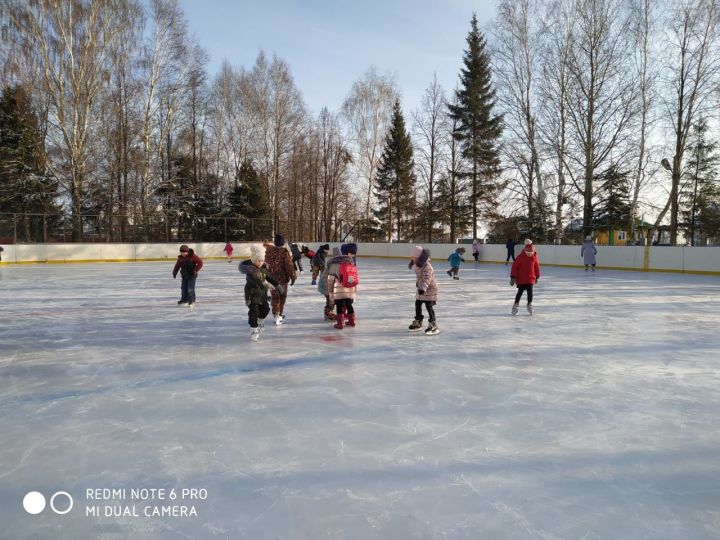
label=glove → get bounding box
[417,289,425,295]
[535,277,539,283]
[173,272,177,279]
[408,260,414,269]
[290,278,296,286]
[510,277,516,286]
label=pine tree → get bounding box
[227,159,272,240]
[373,100,417,241]
[448,14,503,238]
[594,165,631,243]
[0,85,59,241]
[681,118,719,245]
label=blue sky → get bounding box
[177,0,499,115]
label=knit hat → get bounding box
[319,244,330,252]
[250,244,265,264]
[179,244,189,253]
[274,234,286,247]
[456,247,466,254]
[417,248,431,268]
[345,243,357,255]
[524,239,534,252]
[411,245,423,258]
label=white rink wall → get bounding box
[0,241,718,274]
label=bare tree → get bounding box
[660,0,720,244]
[564,0,638,236]
[493,0,548,232]
[412,74,446,242]
[342,67,398,223]
[8,0,136,239]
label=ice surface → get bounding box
[1,258,720,539]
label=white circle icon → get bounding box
[23,491,46,514]
[50,491,74,515]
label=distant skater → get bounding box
[510,239,540,316]
[447,247,465,280]
[505,238,516,265]
[472,239,480,262]
[223,242,234,263]
[408,246,439,335]
[581,236,597,271]
[290,242,304,273]
[172,244,203,307]
[264,234,297,324]
[311,244,330,285]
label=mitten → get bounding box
[510,277,516,286]
[417,289,425,295]
[408,260,414,269]
[173,273,177,279]
[290,278,296,286]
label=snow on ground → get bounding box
[1,257,719,539]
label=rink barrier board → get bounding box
[0,242,718,275]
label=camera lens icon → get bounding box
[23,491,73,515]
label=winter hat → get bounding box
[274,234,286,247]
[456,247,466,254]
[411,245,423,258]
[250,244,265,264]
[332,247,341,256]
[416,248,431,268]
[345,243,357,255]
[524,239,535,252]
[179,244,189,253]
[320,243,330,252]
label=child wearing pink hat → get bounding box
[510,239,541,315]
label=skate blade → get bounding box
[424,329,441,336]
[408,327,423,332]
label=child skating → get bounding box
[172,244,203,307]
[317,247,341,321]
[223,242,234,263]
[510,239,541,315]
[326,243,359,329]
[239,245,284,342]
[311,244,330,285]
[581,236,598,271]
[408,246,439,335]
[447,247,465,279]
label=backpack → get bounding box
[339,261,359,288]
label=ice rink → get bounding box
[1,257,720,539]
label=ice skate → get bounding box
[408,319,423,332]
[511,302,519,315]
[585,266,589,271]
[592,266,596,271]
[273,313,284,325]
[424,321,440,335]
[453,276,459,280]
[250,328,260,342]
[311,279,317,285]
[334,314,345,329]
[446,270,452,277]
[187,302,195,308]
[527,303,534,316]
[177,300,188,306]
[258,318,266,331]
[347,313,356,327]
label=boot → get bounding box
[334,314,345,329]
[446,270,452,277]
[527,303,534,316]
[408,319,423,332]
[250,328,260,342]
[511,302,519,315]
[324,309,336,321]
[347,313,356,327]
[274,313,284,325]
[425,320,440,335]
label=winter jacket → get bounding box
[506,240,516,253]
[581,240,597,265]
[414,250,438,302]
[173,249,203,279]
[510,249,541,286]
[223,243,233,255]
[290,243,302,261]
[264,244,296,285]
[318,248,341,296]
[326,254,357,302]
[238,259,280,306]
[312,245,330,268]
[448,251,465,268]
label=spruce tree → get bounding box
[594,165,631,244]
[448,14,503,239]
[681,118,719,245]
[0,85,59,241]
[227,160,272,240]
[373,100,417,241]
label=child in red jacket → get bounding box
[172,244,203,307]
[510,239,540,315]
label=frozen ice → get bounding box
[1,258,720,539]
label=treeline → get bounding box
[1,0,720,245]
